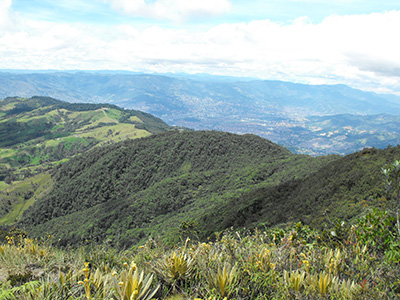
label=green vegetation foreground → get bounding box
[1,159,400,299]
[1,207,400,299]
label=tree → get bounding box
[382,160,400,235]
[4,176,12,184]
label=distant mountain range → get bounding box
[1,71,400,155]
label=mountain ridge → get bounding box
[19,130,327,246]
[16,129,399,248]
[0,96,171,224]
[2,71,400,155]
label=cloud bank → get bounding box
[0,1,399,94]
[0,0,12,30]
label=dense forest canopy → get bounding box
[16,129,400,248]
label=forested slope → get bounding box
[0,96,171,224]
[12,116,400,249]
[203,146,400,235]
[20,131,335,247]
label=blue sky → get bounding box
[10,0,400,24]
[1,0,400,94]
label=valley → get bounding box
[2,71,400,155]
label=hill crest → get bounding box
[0,96,171,224]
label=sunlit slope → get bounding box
[0,96,170,224]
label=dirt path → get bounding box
[101,108,119,123]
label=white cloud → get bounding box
[0,0,12,31]
[101,0,232,22]
[1,8,400,94]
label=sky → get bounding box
[1,0,400,94]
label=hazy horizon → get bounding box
[1,0,400,95]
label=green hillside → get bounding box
[0,96,169,170]
[2,96,399,251]
[203,146,400,234]
[18,130,400,249]
[0,96,170,224]
[18,131,327,247]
